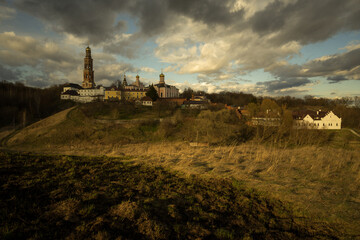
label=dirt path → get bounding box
[349,128,360,138]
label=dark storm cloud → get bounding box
[327,75,349,83]
[250,0,360,45]
[0,64,50,87]
[103,33,145,58]
[13,0,242,44]
[13,0,130,44]
[257,77,311,92]
[0,32,79,71]
[13,0,360,56]
[304,48,360,75]
[0,64,19,81]
[266,46,360,85]
[167,0,243,26]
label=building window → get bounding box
[336,123,338,126]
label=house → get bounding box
[293,110,341,129]
[141,96,153,106]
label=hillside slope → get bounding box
[6,107,75,146]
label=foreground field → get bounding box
[1,105,360,238]
[9,142,359,238]
[0,152,340,239]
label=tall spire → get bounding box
[82,46,95,88]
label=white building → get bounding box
[293,110,341,129]
[154,72,179,98]
[141,96,153,106]
[60,85,105,103]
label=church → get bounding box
[61,46,104,102]
[154,72,179,98]
[61,46,179,102]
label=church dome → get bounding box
[159,73,164,77]
[86,46,91,51]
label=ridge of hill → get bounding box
[6,107,75,146]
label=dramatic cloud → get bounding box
[265,44,360,84]
[303,48,360,80]
[103,33,145,58]
[0,31,139,86]
[13,0,129,44]
[256,77,311,93]
[327,76,349,83]
[0,5,16,22]
[5,0,360,94]
[0,32,77,67]
[249,0,360,45]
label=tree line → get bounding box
[0,81,74,128]
[0,83,359,130]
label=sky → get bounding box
[0,0,360,98]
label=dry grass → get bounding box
[3,152,338,239]
[74,141,359,236]
[16,141,360,235]
[2,104,359,236]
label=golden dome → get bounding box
[160,73,164,77]
[86,46,91,51]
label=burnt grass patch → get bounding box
[0,151,340,239]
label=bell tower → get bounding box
[82,46,95,88]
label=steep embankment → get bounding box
[4,103,164,149]
[4,107,75,147]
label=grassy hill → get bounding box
[2,102,359,151]
[1,103,360,238]
[3,102,254,149]
[0,151,340,239]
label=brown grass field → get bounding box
[1,105,360,238]
[4,141,360,237]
